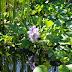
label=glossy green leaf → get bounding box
[60,57,69,63]
[66,64,72,72]
[59,65,69,72]
[33,65,48,72]
[44,20,54,27]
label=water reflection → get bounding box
[2,56,60,72]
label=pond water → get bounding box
[2,56,60,72]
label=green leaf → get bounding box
[0,32,3,35]
[12,44,15,47]
[48,50,53,57]
[0,51,2,54]
[54,50,67,58]
[58,9,67,14]
[66,64,72,72]
[32,10,37,15]
[54,19,62,25]
[15,54,21,58]
[19,0,24,3]
[38,4,43,12]
[54,51,62,58]
[43,61,51,70]
[60,57,69,63]
[66,21,72,25]
[55,46,69,51]
[44,20,54,27]
[66,32,72,37]
[33,65,48,72]
[59,15,70,21]
[16,43,22,46]
[6,52,9,56]
[59,65,69,72]
[0,38,3,41]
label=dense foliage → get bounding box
[0,0,72,72]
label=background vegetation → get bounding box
[0,0,72,72]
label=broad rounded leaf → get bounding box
[33,65,48,72]
[44,20,54,27]
[59,65,69,72]
[66,64,72,72]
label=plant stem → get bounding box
[26,0,30,22]
[0,0,1,31]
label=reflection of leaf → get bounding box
[59,65,69,72]
[33,65,48,72]
[44,20,54,27]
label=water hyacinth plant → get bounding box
[27,25,40,42]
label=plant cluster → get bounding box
[0,0,72,72]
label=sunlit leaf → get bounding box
[59,65,69,72]
[33,65,48,72]
[60,57,69,63]
[6,52,9,56]
[66,64,72,72]
[44,20,54,27]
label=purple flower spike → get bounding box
[27,25,40,42]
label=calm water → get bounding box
[2,57,60,72]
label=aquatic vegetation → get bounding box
[0,0,72,72]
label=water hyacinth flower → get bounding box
[27,25,40,42]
